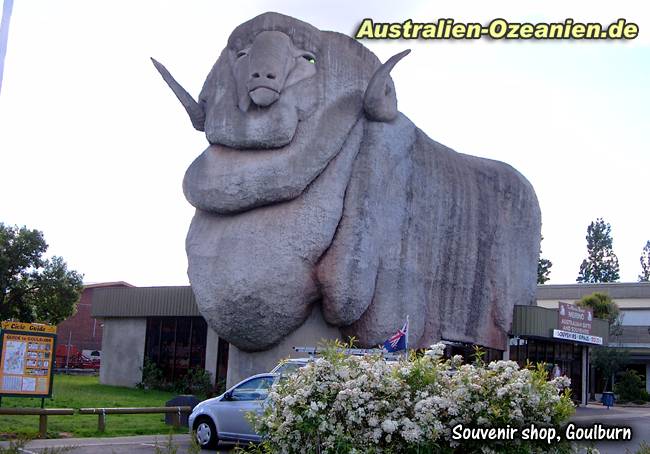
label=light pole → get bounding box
[0,0,15,96]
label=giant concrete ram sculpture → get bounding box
[153,12,541,378]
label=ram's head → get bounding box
[153,12,408,215]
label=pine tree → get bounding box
[576,218,620,283]
[640,240,650,282]
[537,235,552,284]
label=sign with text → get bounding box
[1,321,57,334]
[553,329,603,345]
[558,302,593,335]
[0,322,57,398]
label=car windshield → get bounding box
[271,358,312,374]
[272,362,306,375]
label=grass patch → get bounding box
[0,375,187,439]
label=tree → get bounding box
[576,218,620,283]
[577,292,627,393]
[537,235,552,284]
[576,292,620,332]
[591,347,629,392]
[640,240,650,282]
[0,223,83,324]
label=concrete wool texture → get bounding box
[158,12,541,353]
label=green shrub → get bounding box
[614,369,645,402]
[640,389,650,402]
[137,359,214,398]
[0,438,26,454]
[633,441,650,454]
[214,376,227,395]
[137,358,166,391]
[174,367,214,398]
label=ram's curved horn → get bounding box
[151,58,205,131]
[363,49,410,123]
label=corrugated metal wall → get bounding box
[511,305,557,338]
[92,286,200,317]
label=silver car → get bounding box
[189,373,278,449]
[270,357,311,375]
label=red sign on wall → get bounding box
[558,302,593,335]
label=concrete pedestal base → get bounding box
[225,304,341,387]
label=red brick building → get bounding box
[56,282,133,356]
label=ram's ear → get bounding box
[363,50,410,123]
[151,58,205,131]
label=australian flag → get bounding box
[383,319,409,352]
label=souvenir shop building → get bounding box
[508,304,609,405]
[91,284,635,404]
[535,282,650,399]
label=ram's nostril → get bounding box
[252,72,260,78]
[266,73,276,80]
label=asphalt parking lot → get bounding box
[0,434,226,454]
[3,405,649,454]
[572,405,650,454]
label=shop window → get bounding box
[174,318,192,377]
[190,318,207,370]
[145,318,161,364]
[160,319,176,378]
[145,317,208,383]
[545,342,555,363]
[216,337,229,389]
[443,342,503,364]
[514,338,584,402]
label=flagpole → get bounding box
[405,315,409,357]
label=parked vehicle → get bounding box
[190,354,399,448]
[54,345,101,370]
[189,373,278,449]
[270,357,311,375]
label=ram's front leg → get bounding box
[318,117,426,348]
[317,216,380,329]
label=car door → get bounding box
[214,375,275,442]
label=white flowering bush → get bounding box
[244,341,578,454]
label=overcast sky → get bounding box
[0,1,648,287]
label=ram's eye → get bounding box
[236,50,248,58]
[302,54,316,64]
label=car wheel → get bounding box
[194,416,218,449]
